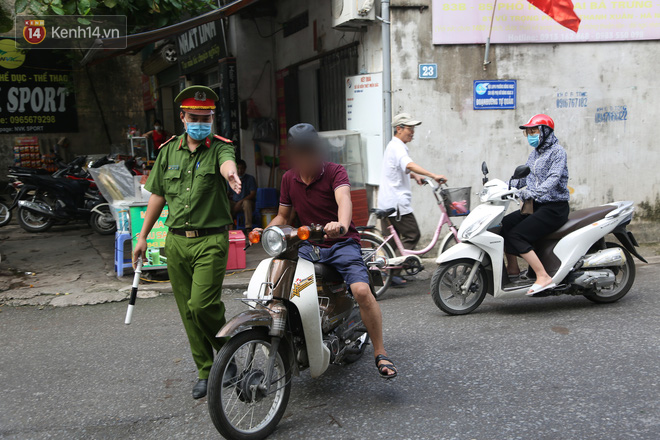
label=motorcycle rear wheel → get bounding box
[431,259,488,315]
[584,243,635,304]
[0,202,11,227]
[208,329,291,440]
[89,206,117,235]
[17,198,53,233]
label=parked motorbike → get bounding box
[207,225,371,440]
[431,162,647,315]
[0,181,13,227]
[8,156,116,234]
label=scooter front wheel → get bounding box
[208,329,291,440]
[431,259,488,315]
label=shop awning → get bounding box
[81,0,259,65]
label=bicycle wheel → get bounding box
[359,231,395,299]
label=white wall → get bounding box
[388,6,660,239]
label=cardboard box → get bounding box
[227,230,246,270]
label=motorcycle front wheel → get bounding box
[431,259,488,315]
[17,198,53,233]
[359,232,395,299]
[208,329,291,440]
[89,206,117,235]
[0,201,11,227]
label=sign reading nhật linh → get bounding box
[473,80,517,110]
[176,21,227,75]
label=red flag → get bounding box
[527,0,581,32]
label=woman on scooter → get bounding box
[501,114,570,295]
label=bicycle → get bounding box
[359,178,471,299]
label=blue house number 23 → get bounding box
[418,63,438,79]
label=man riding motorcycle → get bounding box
[502,114,570,295]
[259,123,397,378]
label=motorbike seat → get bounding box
[314,263,345,284]
[545,205,616,240]
[369,208,396,219]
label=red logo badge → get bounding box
[23,20,46,45]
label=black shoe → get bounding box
[223,360,238,387]
[192,379,208,399]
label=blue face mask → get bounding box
[186,122,212,141]
[527,134,540,148]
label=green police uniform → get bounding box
[144,86,236,380]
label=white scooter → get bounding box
[431,162,647,315]
[206,225,372,440]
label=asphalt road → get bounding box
[1,260,659,440]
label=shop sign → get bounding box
[217,58,239,147]
[176,21,227,75]
[0,39,78,134]
[473,80,517,110]
[432,0,660,44]
[141,75,158,111]
[130,204,169,269]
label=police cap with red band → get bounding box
[174,85,219,116]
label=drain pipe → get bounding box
[381,0,392,146]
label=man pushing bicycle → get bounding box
[378,113,448,285]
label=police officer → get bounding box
[134,85,241,399]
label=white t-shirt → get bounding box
[378,137,414,216]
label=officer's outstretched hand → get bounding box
[227,171,242,194]
[133,237,147,269]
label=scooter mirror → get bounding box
[512,165,531,180]
[481,161,489,175]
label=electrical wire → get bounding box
[251,17,283,38]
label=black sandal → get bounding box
[375,354,398,379]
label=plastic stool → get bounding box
[115,232,133,277]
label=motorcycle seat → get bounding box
[369,208,396,219]
[545,205,616,240]
[314,263,345,284]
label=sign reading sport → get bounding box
[432,0,660,44]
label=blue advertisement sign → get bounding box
[418,63,438,79]
[473,80,517,110]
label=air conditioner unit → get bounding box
[332,0,376,30]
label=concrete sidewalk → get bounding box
[0,221,265,307]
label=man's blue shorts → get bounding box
[299,239,370,286]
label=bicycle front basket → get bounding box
[442,187,471,217]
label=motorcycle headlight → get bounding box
[459,216,491,241]
[262,227,287,257]
[479,188,490,203]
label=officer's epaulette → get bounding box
[158,135,177,150]
[214,134,233,144]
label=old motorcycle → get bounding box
[431,162,647,315]
[207,225,372,440]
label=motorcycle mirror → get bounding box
[512,165,531,180]
[481,162,489,184]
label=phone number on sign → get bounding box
[9,115,57,124]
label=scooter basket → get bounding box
[441,187,471,217]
